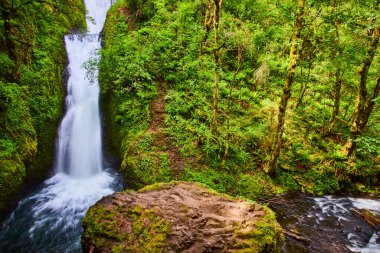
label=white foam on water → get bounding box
[349,198,380,215]
[27,172,115,237]
[314,196,380,253]
[348,233,380,253]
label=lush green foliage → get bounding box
[0,0,85,219]
[101,0,379,198]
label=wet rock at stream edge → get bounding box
[81,181,283,252]
[266,193,379,253]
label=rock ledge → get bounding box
[82,181,282,252]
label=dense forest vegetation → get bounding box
[0,1,378,252]
[0,0,379,221]
[100,0,379,199]
[0,0,85,219]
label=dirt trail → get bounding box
[149,82,185,173]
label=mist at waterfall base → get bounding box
[0,171,122,252]
[0,0,123,252]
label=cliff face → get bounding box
[0,0,86,220]
[82,181,283,253]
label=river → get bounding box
[267,194,380,253]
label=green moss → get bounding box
[137,134,154,151]
[236,173,284,200]
[0,81,36,218]
[234,206,283,253]
[83,204,170,252]
[0,138,17,160]
[0,82,37,162]
[253,207,284,252]
[102,1,130,48]
[139,182,174,192]
[120,132,174,189]
[101,89,124,161]
[290,168,340,196]
[122,152,173,188]
[83,206,121,250]
[0,159,26,220]
[180,167,236,194]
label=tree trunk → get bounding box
[200,0,213,55]
[360,75,380,131]
[2,8,11,53]
[343,26,380,157]
[295,66,304,108]
[211,0,221,134]
[327,0,343,133]
[327,69,343,132]
[268,0,305,175]
[295,63,311,109]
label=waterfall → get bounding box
[0,1,122,252]
[56,0,111,178]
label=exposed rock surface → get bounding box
[82,181,283,252]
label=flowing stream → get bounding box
[268,194,380,253]
[0,1,122,252]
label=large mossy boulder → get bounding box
[82,181,283,252]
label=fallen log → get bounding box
[284,230,311,244]
[351,208,380,230]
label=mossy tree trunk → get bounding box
[360,75,380,130]
[328,69,343,132]
[327,0,344,133]
[211,0,221,134]
[343,26,380,157]
[295,60,311,109]
[268,0,305,176]
[201,0,213,55]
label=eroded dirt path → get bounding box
[149,82,185,175]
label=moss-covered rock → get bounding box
[0,159,26,216]
[0,82,36,219]
[83,205,170,252]
[82,181,283,252]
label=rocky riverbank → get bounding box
[265,193,380,252]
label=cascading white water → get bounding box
[0,1,122,252]
[314,196,380,253]
[57,34,103,177]
[56,0,111,178]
